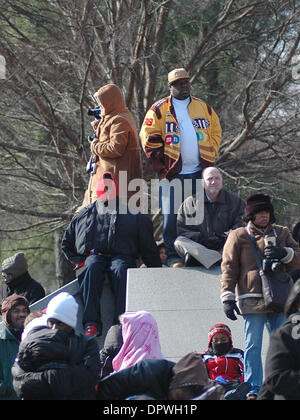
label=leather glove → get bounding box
[264,244,287,260]
[223,300,240,321]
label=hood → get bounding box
[1,294,29,327]
[103,324,123,351]
[112,310,164,372]
[169,352,209,390]
[93,84,127,115]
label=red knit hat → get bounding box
[208,323,232,348]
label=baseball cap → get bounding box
[168,68,190,85]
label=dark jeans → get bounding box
[77,254,137,334]
[159,170,202,265]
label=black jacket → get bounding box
[258,313,300,400]
[99,324,123,379]
[97,359,175,400]
[12,326,100,400]
[1,272,45,306]
[62,199,161,267]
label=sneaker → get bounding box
[84,324,100,338]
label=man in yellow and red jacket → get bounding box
[140,68,222,266]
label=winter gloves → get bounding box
[223,300,240,321]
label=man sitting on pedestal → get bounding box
[175,167,245,268]
[62,172,161,338]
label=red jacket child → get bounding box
[201,323,244,382]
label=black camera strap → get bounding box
[245,227,264,270]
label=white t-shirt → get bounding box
[172,97,201,174]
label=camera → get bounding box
[87,106,101,119]
[262,258,282,272]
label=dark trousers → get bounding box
[159,170,202,265]
[77,254,137,334]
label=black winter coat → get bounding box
[62,199,161,267]
[12,326,100,400]
[258,313,300,400]
[1,272,45,306]
[97,359,175,400]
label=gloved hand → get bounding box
[264,244,287,260]
[223,300,240,321]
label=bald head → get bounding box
[202,167,223,200]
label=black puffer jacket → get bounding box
[12,326,100,400]
[62,199,161,267]
[97,359,175,400]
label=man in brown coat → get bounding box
[87,84,143,204]
[175,167,245,268]
[220,193,300,399]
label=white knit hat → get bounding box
[46,292,78,329]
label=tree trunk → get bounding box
[54,229,76,288]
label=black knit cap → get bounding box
[244,193,275,223]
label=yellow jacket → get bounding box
[140,95,222,179]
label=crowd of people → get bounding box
[1,68,300,400]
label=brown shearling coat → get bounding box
[221,223,300,314]
[87,84,142,203]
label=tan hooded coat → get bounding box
[87,84,143,203]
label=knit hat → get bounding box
[96,171,119,201]
[244,193,275,223]
[208,323,232,348]
[168,68,189,85]
[1,294,30,327]
[1,253,28,279]
[46,292,78,329]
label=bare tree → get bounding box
[0,0,299,286]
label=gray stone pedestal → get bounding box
[126,266,270,364]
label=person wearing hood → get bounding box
[62,172,162,339]
[86,83,142,204]
[220,193,300,399]
[112,311,164,372]
[1,252,45,306]
[96,351,223,400]
[257,279,300,400]
[12,292,100,400]
[99,324,123,379]
[201,323,251,400]
[0,294,29,400]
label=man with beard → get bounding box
[0,294,29,399]
[175,167,245,268]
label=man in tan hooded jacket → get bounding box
[87,84,142,204]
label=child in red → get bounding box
[201,323,250,400]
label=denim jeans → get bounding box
[159,170,202,265]
[78,254,136,334]
[242,312,286,396]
